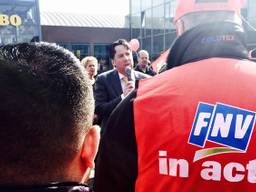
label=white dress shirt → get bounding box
[118,70,135,99]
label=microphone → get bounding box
[125,66,133,81]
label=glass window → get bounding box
[141,0,151,10]
[164,31,176,49]
[131,12,140,28]
[153,35,164,58]
[94,44,109,58]
[165,2,175,33]
[142,37,152,57]
[58,43,71,50]
[61,43,93,57]
[132,28,140,39]
[247,0,256,29]
[153,0,164,6]
[170,0,177,18]
[71,44,89,59]
[0,0,40,45]
[131,0,141,14]
[142,9,152,37]
[152,5,165,35]
[131,11,140,39]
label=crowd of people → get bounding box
[1,0,256,192]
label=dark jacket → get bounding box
[94,69,149,134]
[134,64,156,76]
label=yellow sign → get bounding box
[0,14,22,26]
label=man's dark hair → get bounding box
[109,39,131,60]
[0,42,94,184]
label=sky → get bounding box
[39,0,130,16]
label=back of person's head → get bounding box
[174,0,245,35]
[109,39,131,60]
[0,42,99,184]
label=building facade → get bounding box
[130,0,256,58]
[0,1,130,61]
[41,12,130,60]
[0,0,41,45]
[1,1,255,61]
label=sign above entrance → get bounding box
[0,14,22,26]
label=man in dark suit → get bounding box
[94,39,149,134]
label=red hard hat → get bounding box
[174,0,246,22]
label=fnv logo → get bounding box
[189,102,256,152]
[158,103,256,183]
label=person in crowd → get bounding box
[94,39,150,134]
[81,56,98,85]
[94,0,256,191]
[134,50,156,76]
[0,42,99,192]
[81,56,100,125]
[98,56,110,74]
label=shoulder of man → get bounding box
[134,70,151,80]
[134,64,140,70]
[147,67,157,75]
[96,69,117,81]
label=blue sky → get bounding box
[39,0,129,15]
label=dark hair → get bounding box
[0,42,94,184]
[109,39,131,60]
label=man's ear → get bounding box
[80,125,100,169]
